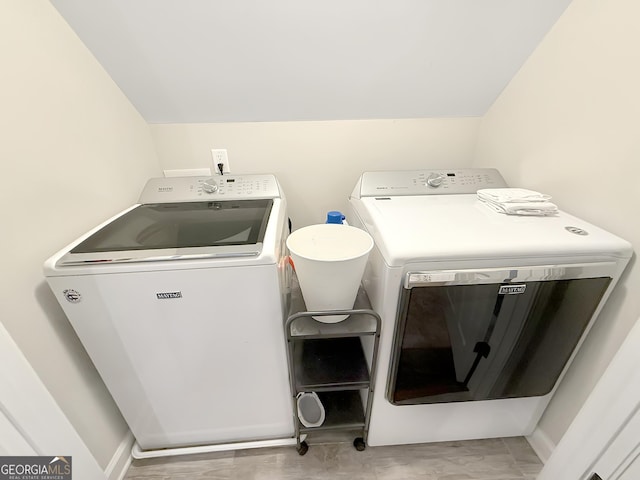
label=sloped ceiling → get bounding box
[51,0,572,123]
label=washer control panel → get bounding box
[356,168,508,197]
[139,174,281,203]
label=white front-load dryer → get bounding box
[348,169,632,446]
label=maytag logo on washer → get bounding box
[63,289,81,303]
[499,285,527,295]
[156,291,182,299]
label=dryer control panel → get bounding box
[139,174,281,203]
[354,168,507,197]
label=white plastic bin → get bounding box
[296,392,325,427]
[287,224,374,323]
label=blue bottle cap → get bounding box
[326,211,345,224]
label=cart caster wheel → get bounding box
[353,438,366,451]
[297,441,309,456]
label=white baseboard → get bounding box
[104,431,135,480]
[526,427,556,464]
[132,436,299,459]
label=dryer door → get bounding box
[387,263,614,405]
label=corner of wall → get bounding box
[104,431,135,480]
[526,427,556,464]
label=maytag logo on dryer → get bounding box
[156,291,182,300]
[499,284,527,295]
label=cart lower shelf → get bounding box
[298,390,365,433]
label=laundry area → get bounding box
[3,1,640,480]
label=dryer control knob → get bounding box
[426,173,445,187]
[202,178,218,193]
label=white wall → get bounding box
[0,0,160,468]
[474,0,640,450]
[151,119,480,228]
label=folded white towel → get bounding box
[479,198,559,216]
[477,188,551,203]
[477,187,558,216]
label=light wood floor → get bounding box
[124,436,542,479]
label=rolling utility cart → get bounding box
[284,275,381,455]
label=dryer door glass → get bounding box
[387,266,612,405]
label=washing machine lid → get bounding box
[56,199,273,266]
[354,195,632,267]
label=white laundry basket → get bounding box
[287,224,374,323]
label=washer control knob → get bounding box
[202,178,218,193]
[426,173,445,187]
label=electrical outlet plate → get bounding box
[211,149,231,175]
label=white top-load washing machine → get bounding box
[44,174,293,453]
[348,168,632,447]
